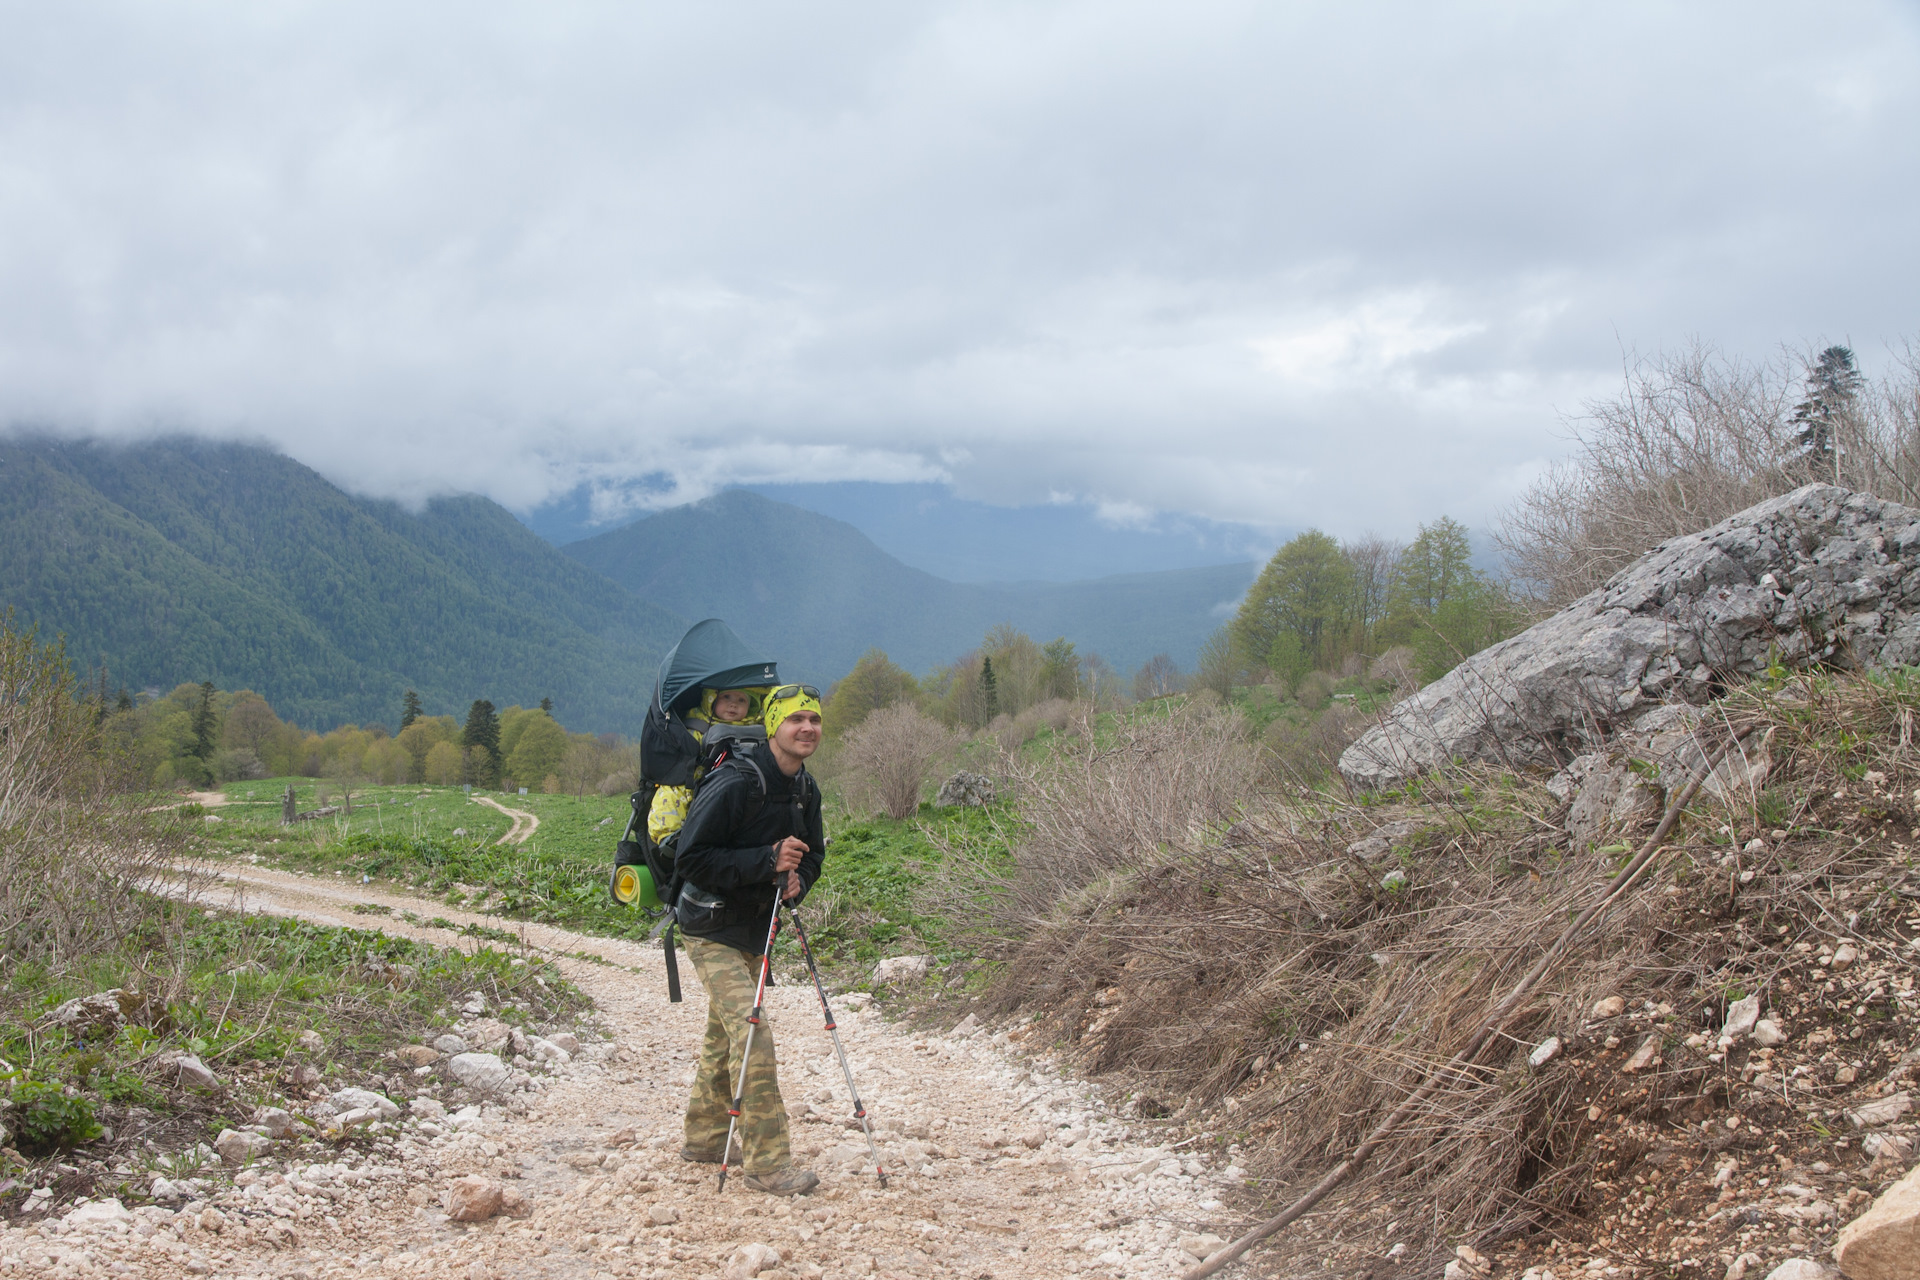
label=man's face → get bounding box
[774,709,822,759]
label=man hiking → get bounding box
[672,683,826,1195]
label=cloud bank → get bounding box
[1,1,1915,537]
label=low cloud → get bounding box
[0,2,1915,538]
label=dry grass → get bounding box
[0,622,188,966]
[931,671,1920,1268]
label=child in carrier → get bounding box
[647,686,764,843]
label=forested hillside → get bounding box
[0,438,685,731]
[562,489,1255,679]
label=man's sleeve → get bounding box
[675,769,776,892]
[792,781,827,903]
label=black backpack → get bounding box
[614,726,811,1002]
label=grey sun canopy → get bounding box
[654,618,780,716]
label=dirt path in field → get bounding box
[98,861,1251,1280]
[471,795,539,845]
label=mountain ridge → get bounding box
[561,488,1254,679]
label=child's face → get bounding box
[711,690,752,722]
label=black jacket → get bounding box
[674,742,825,955]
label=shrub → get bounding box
[839,703,959,820]
[1295,670,1335,711]
[1369,645,1420,695]
[7,1080,104,1153]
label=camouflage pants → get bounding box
[682,934,793,1174]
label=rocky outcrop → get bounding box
[935,771,996,807]
[1341,485,1920,791]
[1837,1160,1920,1280]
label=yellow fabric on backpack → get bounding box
[645,686,770,844]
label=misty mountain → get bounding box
[0,437,684,731]
[561,489,1255,680]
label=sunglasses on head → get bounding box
[770,684,822,702]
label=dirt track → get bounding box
[468,796,539,845]
[94,861,1251,1280]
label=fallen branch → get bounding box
[1183,734,1741,1279]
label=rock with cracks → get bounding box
[1339,484,1920,791]
[448,1052,512,1094]
[723,1243,783,1279]
[935,770,996,808]
[1836,1160,1920,1280]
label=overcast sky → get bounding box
[2,2,1915,539]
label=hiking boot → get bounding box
[741,1166,819,1197]
[680,1141,741,1165]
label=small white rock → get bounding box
[1529,1036,1562,1067]
[1750,1019,1787,1047]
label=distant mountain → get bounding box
[561,489,1256,680]
[0,437,684,731]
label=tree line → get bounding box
[110,681,636,796]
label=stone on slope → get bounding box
[1836,1160,1920,1280]
[443,1175,504,1222]
[723,1243,784,1279]
[326,1087,400,1118]
[1340,484,1920,790]
[214,1128,272,1166]
[873,955,931,985]
[935,771,996,807]
[449,1053,512,1094]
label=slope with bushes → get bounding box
[911,676,1920,1278]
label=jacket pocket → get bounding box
[674,882,733,934]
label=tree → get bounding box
[539,696,553,714]
[462,699,501,786]
[397,715,457,783]
[184,680,219,785]
[424,740,463,785]
[1133,654,1182,701]
[1387,517,1475,616]
[1792,345,1865,481]
[114,688,133,712]
[827,649,919,735]
[980,657,999,721]
[1194,627,1237,700]
[1040,638,1080,702]
[400,690,423,731]
[505,712,568,788]
[1232,530,1355,682]
[839,703,958,819]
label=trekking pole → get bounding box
[782,894,889,1189]
[717,890,784,1193]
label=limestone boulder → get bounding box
[935,771,996,808]
[449,1052,512,1094]
[1838,1161,1920,1280]
[1341,484,1920,791]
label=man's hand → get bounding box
[773,836,808,873]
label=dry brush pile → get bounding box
[934,682,1920,1273]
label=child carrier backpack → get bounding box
[608,619,778,1000]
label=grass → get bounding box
[195,777,1014,976]
[0,898,587,1198]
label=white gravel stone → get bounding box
[449,1053,512,1094]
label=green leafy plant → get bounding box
[8,1079,104,1152]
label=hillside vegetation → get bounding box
[0,437,683,732]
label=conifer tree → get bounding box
[400,689,423,731]
[539,695,553,714]
[1791,345,1864,481]
[462,699,502,786]
[190,680,218,763]
[980,657,999,722]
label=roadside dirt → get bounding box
[469,797,538,846]
[34,863,1248,1279]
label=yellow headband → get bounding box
[764,687,823,737]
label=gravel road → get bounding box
[13,863,1249,1280]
